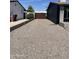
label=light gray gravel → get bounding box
[10,19,69,59]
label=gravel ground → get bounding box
[64,22,69,31]
[10,19,69,59]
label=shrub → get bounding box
[26,13,34,20]
[27,5,34,12]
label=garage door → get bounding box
[35,13,46,19]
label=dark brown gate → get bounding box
[35,13,46,19]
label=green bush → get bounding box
[26,13,34,20]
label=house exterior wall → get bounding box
[47,3,60,24]
[47,2,69,24]
[10,1,24,20]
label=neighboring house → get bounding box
[35,11,47,19]
[10,0,26,21]
[47,2,60,24]
[47,0,69,24]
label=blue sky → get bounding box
[19,0,58,11]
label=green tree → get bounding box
[27,5,34,12]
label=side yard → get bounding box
[11,19,68,59]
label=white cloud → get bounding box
[60,0,66,2]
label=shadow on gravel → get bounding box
[10,20,34,32]
[49,24,56,25]
[59,23,64,28]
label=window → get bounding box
[64,7,69,22]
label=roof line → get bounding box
[10,0,26,11]
[17,1,26,11]
[10,1,17,2]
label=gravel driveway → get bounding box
[10,19,69,59]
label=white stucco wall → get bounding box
[60,10,64,23]
[10,1,24,20]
